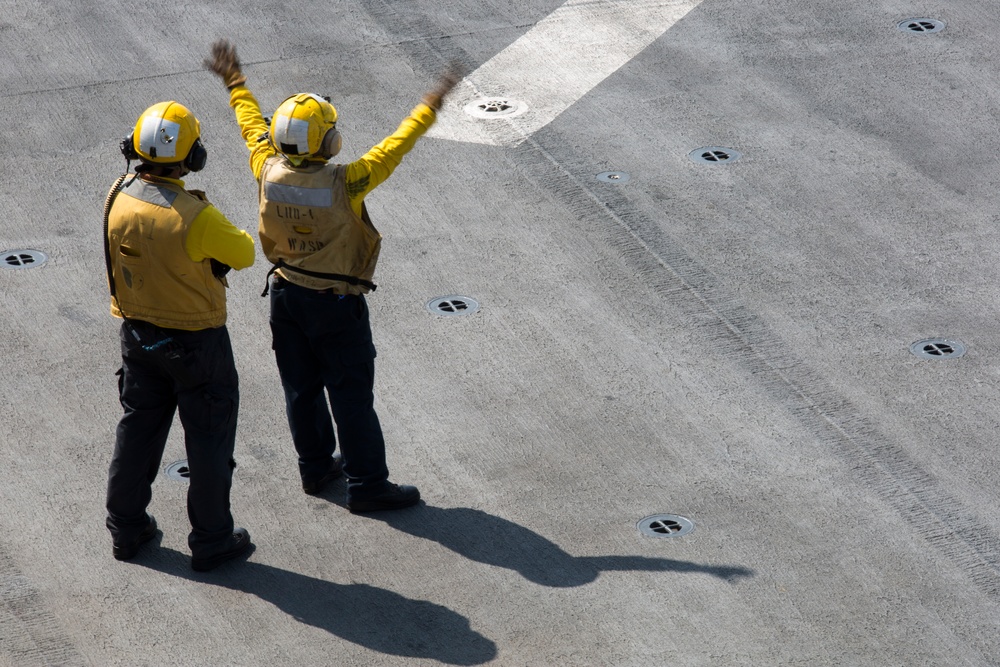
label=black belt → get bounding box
[261,260,376,297]
[271,275,354,296]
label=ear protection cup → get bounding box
[183,138,208,172]
[319,127,341,159]
[120,132,140,161]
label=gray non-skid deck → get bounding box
[2,1,999,665]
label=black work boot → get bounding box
[302,454,344,495]
[112,515,158,561]
[347,483,420,513]
[191,528,252,572]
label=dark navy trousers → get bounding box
[268,278,389,493]
[106,322,239,559]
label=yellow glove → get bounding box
[204,39,247,89]
[421,62,465,111]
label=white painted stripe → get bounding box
[427,0,703,146]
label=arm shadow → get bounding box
[369,505,755,587]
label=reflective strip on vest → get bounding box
[263,181,333,208]
[125,180,180,208]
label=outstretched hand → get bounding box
[204,39,247,89]
[422,62,465,111]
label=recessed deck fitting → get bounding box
[427,295,480,317]
[464,98,527,119]
[909,338,966,359]
[597,171,630,184]
[897,18,946,34]
[638,514,695,538]
[165,460,191,482]
[689,147,741,164]
[2,249,47,269]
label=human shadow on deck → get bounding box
[370,505,754,587]
[135,547,497,666]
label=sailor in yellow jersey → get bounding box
[206,40,459,512]
[105,101,256,571]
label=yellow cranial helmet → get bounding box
[132,101,204,167]
[270,93,341,160]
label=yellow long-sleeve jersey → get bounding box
[227,84,437,215]
[137,175,256,271]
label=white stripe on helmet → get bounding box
[138,116,180,159]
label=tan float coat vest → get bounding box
[258,156,381,294]
[108,177,227,330]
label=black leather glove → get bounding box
[211,259,232,278]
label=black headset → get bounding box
[120,132,207,172]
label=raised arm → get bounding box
[204,39,276,180]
